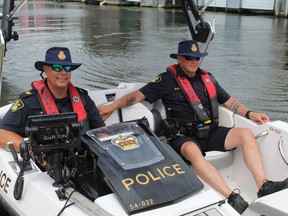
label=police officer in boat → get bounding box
[0,47,105,151]
[98,39,288,214]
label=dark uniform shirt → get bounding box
[0,85,105,137]
[139,65,230,127]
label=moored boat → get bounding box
[0,0,288,216]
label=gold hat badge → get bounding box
[191,44,197,52]
[58,51,66,60]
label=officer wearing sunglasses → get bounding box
[98,39,288,214]
[0,47,105,151]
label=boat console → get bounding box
[25,112,82,153]
[25,112,82,186]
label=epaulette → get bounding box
[19,89,36,99]
[76,87,88,95]
[200,69,212,75]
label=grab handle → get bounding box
[278,137,288,165]
[255,131,269,139]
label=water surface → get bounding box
[1,1,288,121]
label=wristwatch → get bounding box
[245,110,253,119]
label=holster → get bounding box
[161,119,180,140]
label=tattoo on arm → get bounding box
[230,102,240,113]
[125,96,136,107]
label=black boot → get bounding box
[257,178,288,198]
[227,190,249,214]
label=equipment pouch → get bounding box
[196,125,211,138]
[185,123,212,138]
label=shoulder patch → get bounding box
[11,99,24,112]
[151,75,162,83]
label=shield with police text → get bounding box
[83,122,204,214]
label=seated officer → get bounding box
[98,39,288,214]
[0,47,105,151]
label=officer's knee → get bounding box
[181,142,203,162]
[240,128,255,143]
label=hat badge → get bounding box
[58,51,66,61]
[191,44,197,53]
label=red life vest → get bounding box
[32,79,87,122]
[167,64,218,122]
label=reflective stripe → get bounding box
[32,79,87,122]
[167,64,218,122]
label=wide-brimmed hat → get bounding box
[35,47,82,71]
[170,40,208,59]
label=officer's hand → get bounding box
[250,112,270,124]
[98,103,117,121]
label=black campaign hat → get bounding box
[34,47,82,71]
[170,40,208,59]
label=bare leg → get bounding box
[224,128,266,189]
[181,142,232,197]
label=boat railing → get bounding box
[0,31,4,100]
[0,0,26,102]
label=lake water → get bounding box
[1,1,288,122]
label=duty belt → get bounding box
[183,120,219,139]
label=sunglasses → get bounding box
[51,64,72,72]
[183,56,200,61]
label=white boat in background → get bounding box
[0,0,288,216]
[197,0,276,14]
[81,0,103,5]
[120,0,141,6]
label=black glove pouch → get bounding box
[195,125,211,138]
[186,124,211,139]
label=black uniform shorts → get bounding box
[170,126,232,156]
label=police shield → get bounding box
[82,122,204,214]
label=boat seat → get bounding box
[205,151,234,170]
[88,89,121,126]
[120,102,157,131]
[205,105,234,169]
[0,104,12,120]
[87,90,109,106]
[151,99,166,135]
[97,83,235,171]
[218,105,234,128]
